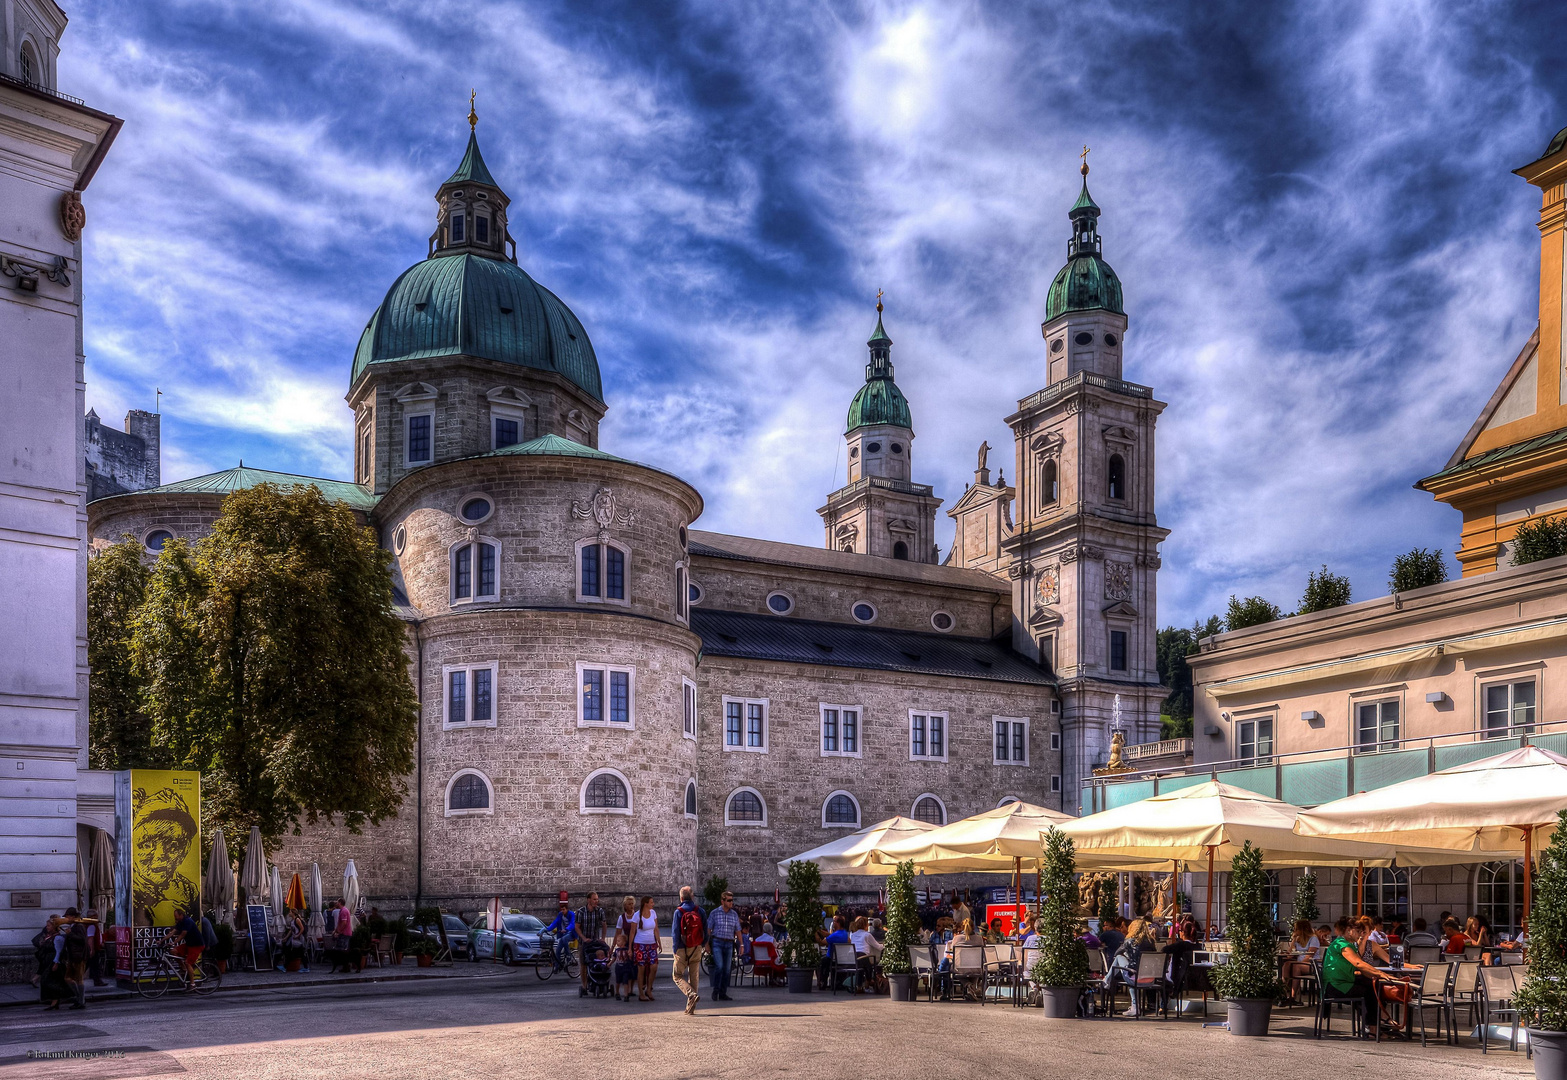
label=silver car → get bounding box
[469,912,549,964]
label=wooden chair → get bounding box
[1478,966,1521,1055]
[829,942,859,994]
[1411,961,1454,1046]
[907,944,939,1001]
[951,946,988,1004]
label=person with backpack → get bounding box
[670,886,705,1015]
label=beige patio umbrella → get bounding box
[307,864,325,944]
[240,826,268,921]
[203,827,234,925]
[270,865,286,923]
[777,816,937,876]
[343,859,361,916]
[1056,781,1398,938]
[88,829,115,920]
[878,801,1079,927]
[1295,745,1567,921]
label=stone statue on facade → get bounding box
[1094,729,1134,776]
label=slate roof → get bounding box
[88,466,379,510]
[691,608,1054,686]
[688,530,1008,593]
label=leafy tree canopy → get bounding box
[1388,547,1448,592]
[1299,565,1351,614]
[1225,594,1281,631]
[1157,614,1221,738]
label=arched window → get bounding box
[451,538,499,602]
[912,795,946,826]
[577,538,630,603]
[1360,867,1409,921]
[1041,459,1058,506]
[725,787,767,826]
[684,780,697,819]
[675,564,688,622]
[19,42,38,84]
[580,768,632,815]
[822,791,860,828]
[892,540,909,560]
[1478,861,1526,934]
[1107,454,1126,501]
[445,770,493,816]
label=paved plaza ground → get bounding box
[0,967,1533,1080]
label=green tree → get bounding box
[781,860,822,970]
[702,875,729,910]
[87,538,169,770]
[1517,809,1567,1030]
[1032,828,1089,988]
[880,861,919,976]
[1511,516,1567,567]
[1292,870,1319,924]
[1097,878,1117,925]
[132,484,418,845]
[1210,842,1283,1001]
[1157,614,1224,738]
[1226,594,1281,631]
[1388,547,1448,593]
[1298,565,1351,614]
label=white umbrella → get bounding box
[777,816,939,877]
[76,842,89,912]
[239,826,267,913]
[307,863,325,944]
[270,865,285,922]
[88,830,115,920]
[343,859,360,918]
[204,828,234,925]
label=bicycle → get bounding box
[535,935,579,981]
[134,946,222,999]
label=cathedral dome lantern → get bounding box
[1044,158,1124,324]
[845,300,913,434]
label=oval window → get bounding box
[393,525,407,555]
[1104,332,1119,346]
[1050,338,1064,353]
[144,529,174,553]
[867,442,881,453]
[766,592,793,615]
[461,497,492,522]
[890,443,903,454]
[679,526,688,548]
[931,611,954,632]
[1074,331,1093,346]
[849,446,860,459]
[852,602,876,623]
[688,582,703,604]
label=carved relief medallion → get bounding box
[572,485,636,541]
[1104,559,1133,602]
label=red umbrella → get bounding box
[285,872,305,912]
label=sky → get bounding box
[63,0,1567,628]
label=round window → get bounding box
[931,611,954,632]
[144,529,174,553]
[766,592,794,615]
[688,582,702,605]
[867,442,881,453]
[1074,331,1094,346]
[461,497,492,522]
[393,525,407,555]
[891,443,903,454]
[1104,332,1119,346]
[1050,338,1064,354]
[850,446,860,459]
[852,602,876,623]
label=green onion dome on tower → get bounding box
[1044,160,1124,323]
[845,301,913,433]
[349,120,603,403]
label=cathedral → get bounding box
[87,125,1168,905]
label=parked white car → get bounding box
[469,912,549,963]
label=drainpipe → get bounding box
[414,617,425,910]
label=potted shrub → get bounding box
[881,860,920,1001]
[407,936,439,968]
[1210,842,1282,1036]
[1516,809,1567,1079]
[1031,828,1089,1017]
[781,860,822,994]
[391,916,411,965]
[1292,870,1319,924]
[349,926,373,972]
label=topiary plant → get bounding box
[1031,828,1089,988]
[880,861,919,976]
[1210,842,1283,1001]
[1516,810,1567,1031]
[1292,870,1319,924]
[781,860,822,971]
[1096,876,1117,926]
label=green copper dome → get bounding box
[349,253,603,401]
[845,308,913,433]
[1044,172,1124,323]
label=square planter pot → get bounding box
[1226,998,1272,1037]
[786,967,814,994]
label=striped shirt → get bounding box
[707,906,742,944]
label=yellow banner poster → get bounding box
[114,769,201,927]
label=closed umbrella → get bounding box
[285,873,305,912]
[307,863,325,944]
[204,828,234,925]
[240,827,267,913]
[343,860,360,917]
[270,865,285,922]
[89,829,115,919]
[76,843,90,912]
[776,816,938,877]
[1295,745,1567,921]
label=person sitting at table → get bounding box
[1387,919,1406,945]
[1442,917,1467,955]
[1323,915,1394,1037]
[1473,914,1494,951]
[1098,916,1126,958]
[1363,916,1392,965]
[1403,917,1438,948]
[984,917,1005,944]
[1315,924,1334,950]
[1283,918,1320,1004]
[1108,919,1155,1017]
[1079,921,1101,951]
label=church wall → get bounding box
[694,655,1060,896]
[87,494,222,552]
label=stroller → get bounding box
[584,940,614,998]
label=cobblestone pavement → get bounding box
[0,974,1533,1080]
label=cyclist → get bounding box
[168,906,205,984]
[544,895,576,973]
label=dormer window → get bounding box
[449,213,466,244]
[474,215,489,244]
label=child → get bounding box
[611,930,635,1002]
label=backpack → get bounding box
[64,922,89,964]
[678,906,704,950]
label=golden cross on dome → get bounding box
[468,90,478,131]
[876,288,884,313]
[1080,144,1090,176]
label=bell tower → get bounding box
[1004,155,1169,808]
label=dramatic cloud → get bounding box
[65,0,1567,625]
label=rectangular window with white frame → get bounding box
[723,696,768,753]
[1050,731,1061,752]
[1353,698,1399,754]
[993,716,1029,766]
[406,412,433,465]
[682,678,697,741]
[909,711,948,762]
[577,540,629,604]
[1237,714,1274,765]
[1483,678,1536,738]
[820,704,861,758]
[577,663,634,728]
[443,662,499,729]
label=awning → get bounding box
[1205,644,1442,699]
[1442,617,1567,657]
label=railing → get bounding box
[0,71,87,107]
[823,475,935,500]
[1079,717,1567,814]
[1122,737,1191,761]
[1017,371,1153,414]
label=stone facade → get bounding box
[84,408,159,501]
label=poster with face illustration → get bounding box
[114,770,201,928]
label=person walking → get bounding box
[670,886,705,1014]
[575,892,606,997]
[632,896,660,1002]
[706,890,742,1002]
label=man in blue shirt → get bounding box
[544,898,576,973]
[821,915,851,990]
[706,891,743,1001]
[671,886,706,1015]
